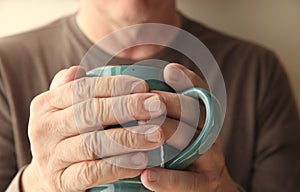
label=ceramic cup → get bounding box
[86,65,222,192]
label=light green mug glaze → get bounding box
[86,65,222,192]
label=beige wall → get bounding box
[1,0,299,110]
[177,0,300,110]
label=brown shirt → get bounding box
[0,14,299,191]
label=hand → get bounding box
[140,63,239,192]
[22,66,166,192]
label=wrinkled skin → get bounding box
[22,63,238,192]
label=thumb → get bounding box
[163,63,208,91]
[49,66,86,90]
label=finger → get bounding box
[151,90,202,128]
[53,93,166,136]
[44,75,149,111]
[141,167,209,192]
[49,66,86,90]
[60,152,148,191]
[55,125,164,163]
[164,63,208,91]
[187,138,225,174]
[145,117,197,151]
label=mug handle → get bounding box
[164,88,222,170]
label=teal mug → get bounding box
[86,65,222,192]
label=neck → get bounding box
[76,2,181,60]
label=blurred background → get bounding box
[0,0,299,110]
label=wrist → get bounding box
[21,163,44,192]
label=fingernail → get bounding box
[148,169,160,182]
[131,81,146,93]
[145,126,162,143]
[144,96,165,113]
[168,66,183,82]
[131,153,146,166]
[138,120,147,125]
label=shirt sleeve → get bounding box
[5,166,27,192]
[0,58,20,191]
[251,51,300,191]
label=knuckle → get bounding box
[108,162,121,179]
[188,173,199,192]
[94,98,101,117]
[95,161,106,181]
[128,94,145,119]
[98,157,133,181]
[94,161,122,185]
[110,76,122,96]
[118,95,133,120]
[30,92,49,113]
[108,76,117,95]
[110,95,134,124]
[28,116,61,147]
[121,130,136,149]
[95,76,116,96]
[55,172,64,191]
[56,113,71,133]
[49,173,62,192]
[110,129,136,150]
[81,135,96,159]
[128,94,138,119]
[28,119,48,143]
[94,98,106,126]
[40,117,58,133]
[29,97,39,113]
[117,75,148,95]
[28,126,41,143]
[76,98,103,130]
[77,162,96,188]
[73,77,91,101]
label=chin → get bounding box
[117,14,150,25]
[113,2,152,24]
